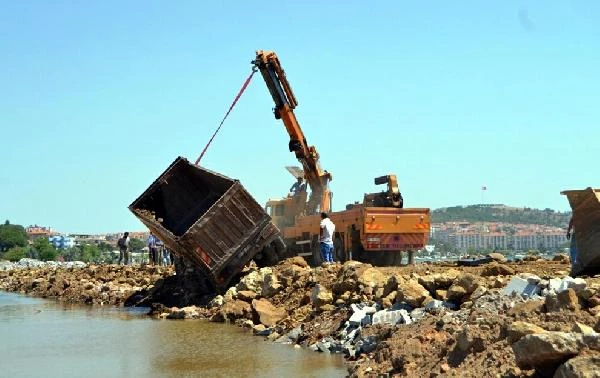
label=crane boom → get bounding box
[252,50,332,215]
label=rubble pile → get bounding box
[169,257,600,377]
[0,259,174,306]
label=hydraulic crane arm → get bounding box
[252,50,332,214]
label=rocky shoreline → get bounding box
[2,256,600,377]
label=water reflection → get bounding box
[0,292,346,377]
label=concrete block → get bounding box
[372,308,411,325]
[502,277,540,297]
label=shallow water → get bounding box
[0,292,346,377]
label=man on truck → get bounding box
[319,212,335,263]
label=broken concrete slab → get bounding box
[502,276,540,298]
[372,308,411,326]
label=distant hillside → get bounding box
[431,204,571,228]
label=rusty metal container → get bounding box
[129,156,281,290]
[561,187,600,276]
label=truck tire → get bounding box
[334,236,345,263]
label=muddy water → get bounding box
[0,292,346,377]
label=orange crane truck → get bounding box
[253,50,430,266]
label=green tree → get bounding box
[0,222,28,252]
[97,241,113,252]
[58,246,81,262]
[79,244,101,263]
[129,238,145,252]
[32,238,57,261]
[2,246,28,261]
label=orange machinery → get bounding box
[253,50,430,265]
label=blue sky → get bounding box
[1,1,598,233]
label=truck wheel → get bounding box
[334,237,345,263]
[392,251,404,266]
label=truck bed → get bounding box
[561,187,600,276]
[129,157,281,290]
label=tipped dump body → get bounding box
[129,157,281,290]
[561,187,600,276]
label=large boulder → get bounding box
[488,252,508,263]
[252,298,287,327]
[456,273,479,294]
[397,280,430,308]
[481,262,515,276]
[446,284,467,303]
[331,261,365,294]
[546,289,581,312]
[261,271,282,298]
[512,332,583,370]
[554,355,600,378]
[311,284,333,310]
[236,267,272,294]
[357,267,387,289]
[507,321,547,344]
[219,299,252,322]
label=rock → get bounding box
[311,284,333,310]
[507,321,547,343]
[349,304,372,326]
[286,327,302,341]
[559,277,587,294]
[237,290,258,302]
[435,289,447,301]
[252,298,287,327]
[261,272,282,298]
[481,262,515,276]
[456,273,478,294]
[219,299,252,322]
[446,284,467,302]
[224,287,237,302]
[236,268,271,294]
[470,286,487,300]
[418,275,437,293]
[552,253,570,263]
[436,269,460,288]
[397,280,429,308]
[253,324,268,335]
[508,300,545,316]
[357,267,387,288]
[289,256,309,268]
[440,363,451,373]
[512,332,583,370]
[546,288,581,312]
[488,252,507,263]
[502,276,540,298]
[572,322,596,335]
[589,305,600,317]
[424,299,457,311]
[372,308,411,325]
[553,355,600,378]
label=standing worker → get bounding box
[289,177,306,196]
[148,232,158,265]
[319,212,335,264]
[117,232,130,265]
[566,216,577,272]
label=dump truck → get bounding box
[561,187,600,276]
[129,157,285,291]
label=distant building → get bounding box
[26,225,57,239]
[432,221,566,252]
[49,235,76,249]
